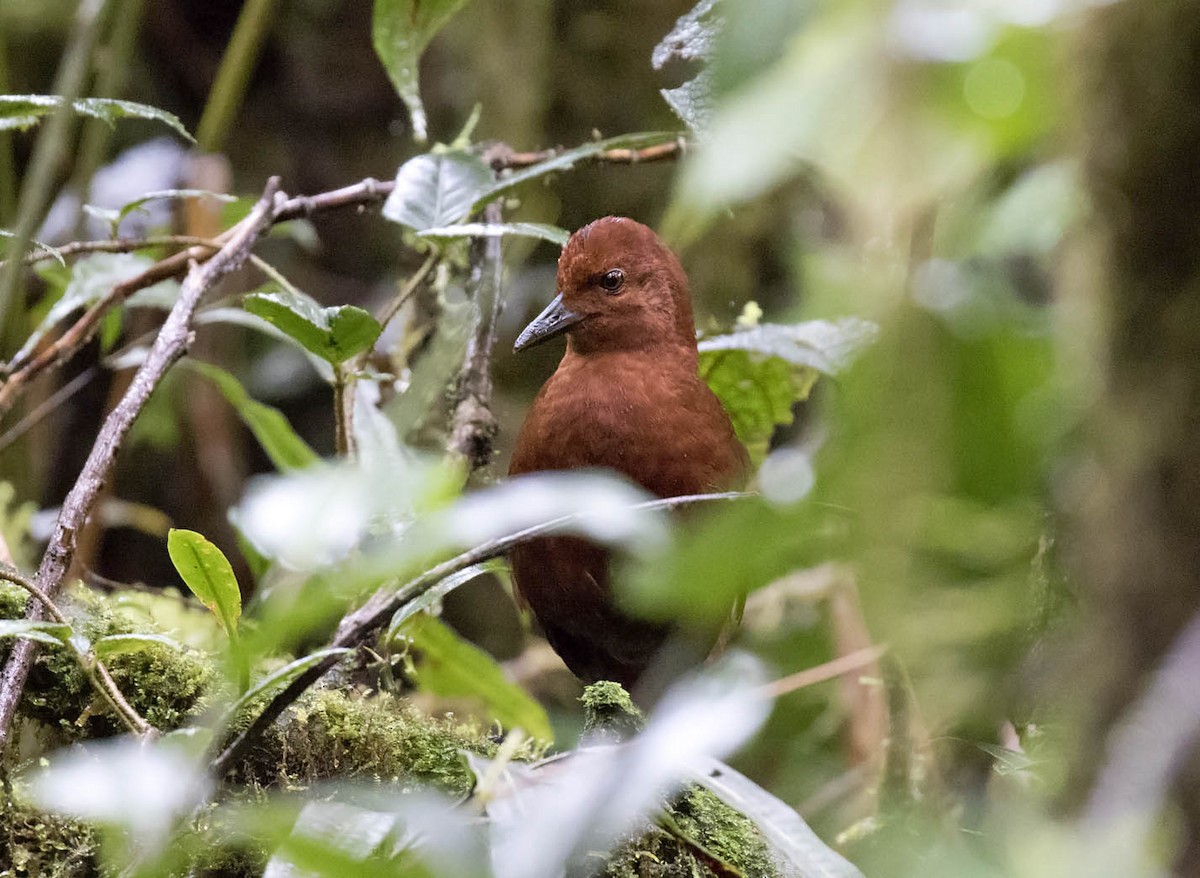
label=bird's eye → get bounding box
[599,268,625,293]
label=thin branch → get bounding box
[376,248,438,332]
[0,177,281,753]
[756,645,889,699]
[10,234,221,268]
[209,490,749,778]
[0,135,689,416]
[0,563,151,736]
[448,200,503,471]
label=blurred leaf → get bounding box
[399,612,553,742]
[382,150,494,232]
[372,0,472,142]
[0,482,36,569]
[94,632,186,659]
[188,361,320,472]
[418,221,569,246]
[0,227,65,265]
[689,757,865,878]
[487,654,769,878]
[244,289,382,365]
[0,95,194,140]
[117,188,237,223]
[976,742,1035,776]
[624,497,848,624]
[167,528,242,639]
[14,253,179,363]
[226,647,353,721]
[28,736,210,849]
[0,618,72,646]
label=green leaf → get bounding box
[0,619,72,646]
[226,647,352,720]
[418,221,570,246]
[187,361,320,472]
[166,529,242,638]
[382,150,494,232]
[372,0,473,142]
[243,289,382,365]
[14,253,180,364]
[117,188,237,224]
[700,350,816,464]
[399,613,553,742]
[651,0,721,132]
[0,95,193,141]
[94,632,185,659]
[698,318,879,374]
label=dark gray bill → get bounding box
[513,293,583,352]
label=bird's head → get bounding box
[513,217,697,356]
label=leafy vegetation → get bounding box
[0,0,1194,876]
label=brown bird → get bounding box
[508,217,749,690]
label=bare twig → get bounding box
[10,234,221,268]
[376,248,438,332]
[209,490,748,778]
[484,137,686,170]
[0,563,151,736]
[448,200,503,471]
[757,645,889,700]
[0,177,281,752]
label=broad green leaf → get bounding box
[167,528,242,638]
[225,647,352,721]
[14,253,180,364]
[243,289,382,365]
[94,632,185,659]
[0,619,72,646]
[697,317,876,463]
[0,95,193,141]
[187,361,320,472]
[0,228,65,265]
[399,613,552,742]
[418,221,569,246]
[382,150,493,232]
[700,349,816,464]
[372,0,473,142]
[117,188,237,224]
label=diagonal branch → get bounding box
[208,490,749,779]
[0,177,281,753]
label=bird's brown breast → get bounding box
[508,349,747,687]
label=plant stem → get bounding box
[195,0,281,153]
[69,0,148,235]
[332,364,351,457]
[0,0,110,340]
[0,32,15,225]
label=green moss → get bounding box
[1,583,215,740]
[0,800,96,878]
[581,681,644,741]
[235,687,496,796]
[601,788,777,878]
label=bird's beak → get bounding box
[513,293,583,352]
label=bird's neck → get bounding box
[565,333,699,369]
